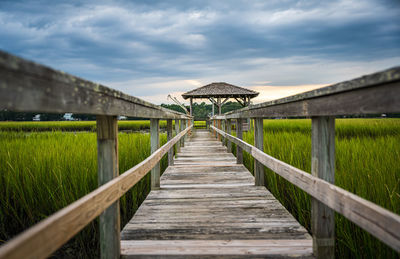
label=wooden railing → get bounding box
[0,50,193,259]
[209,66,400,259]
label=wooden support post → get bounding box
[213,120,216,138]
[167,119,173,166]
[180,119,185,147]
[226,119,232,153]
[254,118,265,186]
[96,115,120,259]
[236,118,243,164]
[185,120,189,138]
[217,119,221,141]
[212,101,215,116]
[311,116,335,259]
[222,120,226,146]
[150,118,160,190]
[175,119,180,154]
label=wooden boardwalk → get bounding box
[121,129,313,258]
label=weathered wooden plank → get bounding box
[121,130,312,258]
[0,51,190,119]
[97,116,120,259]
[121,240,313,258]
[211,125,400,252]
[254,118,265,186]
[0,125,192,259]
[311,117,335,259]
[223,66,400,118]
[167,119,174,166]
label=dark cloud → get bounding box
[0,0,399,100]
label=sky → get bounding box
[1,0,399,105]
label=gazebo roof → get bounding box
[181,82,259,100]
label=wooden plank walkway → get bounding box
[121,129,313,258]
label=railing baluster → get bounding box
[167,119,174,166]
[213,120,217,138]
[254,118,265,186]
[236,118,243,164]
[96,115,120,259]
[175,119,180,154]
[222,120,226,146]
[180,119,185,147]
[150,118,160,190]
[226,119,232,153]
[217,119,222,141]
[311,116,335,259]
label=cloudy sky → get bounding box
[1,0,399,104]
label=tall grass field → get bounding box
[239,118,399,259]
[0,120,168,132]
[0,130,168,258]
[0,118,399,258]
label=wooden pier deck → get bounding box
[121,129,312,258]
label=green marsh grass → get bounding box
[0,131,168,258]
[241,119,400,258]
[0,120,168,132]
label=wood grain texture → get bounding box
[0,125,192,259]
[226,119,232,153]
[254,118,265,186]
[0,50,191,119]
[210,125,400,252]
[180,120,185,148]
[175,119,180,154]
[97,116,120,259]
[121,240,313,258]
[223,66,400,118]
[150,119,160,190]
[236,118,243,164]
[167,119,174,166]
[121,130,312,258]
[311,117,335,259]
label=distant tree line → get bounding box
[161,101,243,118]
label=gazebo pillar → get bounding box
[212,101,215,116]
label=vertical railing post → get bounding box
[180,119,185,147]
[167,119,173,166]
[311,116,335,259]
[217,119,221,141]
[175,119,180,154]
[213,120,216,138]
[96,115,120,259]
[236,118,243,164]
[150,118,160,190]
[222,120,226,146]
[226,119,232,153]
[254,118,265,186]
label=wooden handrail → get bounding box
[0,50,191,120]
[217,66,400,119]
[0,125,193,259]
[210,125,400,252]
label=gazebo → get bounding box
[181,82,259,115]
